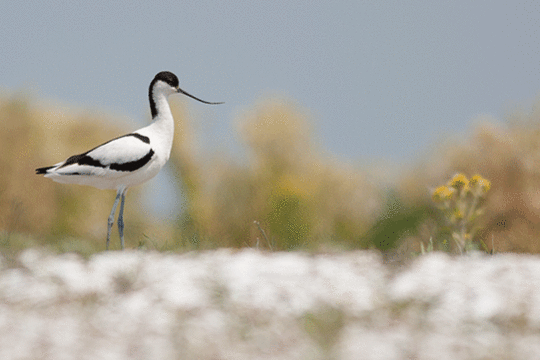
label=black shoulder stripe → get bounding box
[85,133,150,152]
[110,149,155,172]
[129,133,150,144]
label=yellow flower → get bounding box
[432,186,454,202]
[469,175,481,186]
[481,179,491,192]
[449,173,469,190]
[470,174,491,193]
[452,208,463,220]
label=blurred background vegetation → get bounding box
[3,92,540,259]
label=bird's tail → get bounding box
[36,166,55,175]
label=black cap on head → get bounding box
[153,71,179,89]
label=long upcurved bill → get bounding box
[177,87,224,105]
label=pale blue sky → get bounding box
[2,1,540,214]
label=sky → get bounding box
[2,1,540,215]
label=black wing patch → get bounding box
[110,149,155,172]
[62,153,105,168]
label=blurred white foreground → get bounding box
[1,249,540,360]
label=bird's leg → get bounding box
[107,189,122,250]
[117,188,127,250]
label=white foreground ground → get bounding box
[1,249,540,360]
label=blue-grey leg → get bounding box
[117,188,127,250]
[106,189,123,250]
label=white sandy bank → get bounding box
[1,249,539,359]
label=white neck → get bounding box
[145,91,175,161]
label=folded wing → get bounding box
[42,133,154,177]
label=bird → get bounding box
[36,71,223,250]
